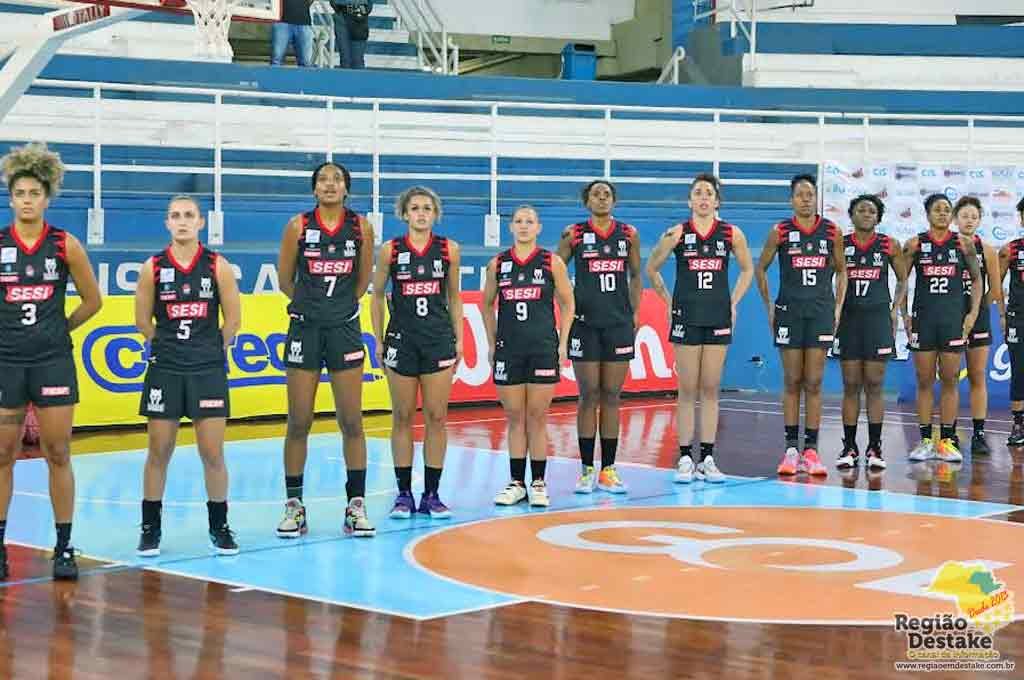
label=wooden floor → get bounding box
[3,395,1023,679]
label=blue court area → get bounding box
[4,434,1020,619]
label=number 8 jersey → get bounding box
[0,224,71,365]
[387,234,453,337]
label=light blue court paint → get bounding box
[5,434,1020,619]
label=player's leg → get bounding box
[194,416,237,555]
[863,359,888,469]
[596,358,630,493]
[277,368,319,538]
[34,403,78,579]
[1008,326,1024,446]
[495,382,529,506]
[839,360,864,468]
[696,343,728,482]
[965,343,991,455]
[910,349,939,461]
[570,320,600,492]
[384,367,420,519]
[417,365,456,517]
[778,348,805,474]
[672,342,701,483]
[524,378,557,506]
[800,347,828,475]
[936,349,964,462]
[328,365,374,537]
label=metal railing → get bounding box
[6,78,1024,247]
[390,0,459,74]
[657,46,687,84]
[693,0,814,73]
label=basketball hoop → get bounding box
[182,0,240,61]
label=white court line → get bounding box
[720,398,1018,426]
[415,597,534,621]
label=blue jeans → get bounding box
[271,23,313,66]
[333,17,367,69]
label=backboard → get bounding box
[10,0,282,23]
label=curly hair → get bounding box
[2,143,64,197]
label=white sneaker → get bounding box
[494,481,528,506]
[909,438,935,462]
[674,455,695,483]
[276,498,307,538]
[698,455,726,483]
[575,465,596,494]
[529,480,550,507]
[343,497,375,537]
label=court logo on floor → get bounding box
[409,506,1024,624]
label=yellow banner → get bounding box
[70,294,391,427]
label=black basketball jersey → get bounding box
[671,220,733,327]
[387,234,453,338]
[912,230,965,315]
[495,247,557,354]
[775,216,838,312]
[150,245,225,373]
[0,224,72,365]
[842,231,896,310]
[568,219,635,328]
[288,208,363,326]
[962,234,989,308]
[1006,238,1024,313]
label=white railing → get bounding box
[693,0,814,73]
[5,78,1024,246]
[310,0,337,69]
[657,46,687,84]
[390,0,459,74]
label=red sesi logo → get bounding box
[401,281,441,296]
[791,255,827,269]
[309,259,353,275]
[923,265,956,277]
[166,302,209,319]
[501,286,542,301]
[5,285,54,302]
[588,259,625,273]
[848,268,881,280]
[688,258,723,271]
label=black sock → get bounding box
[285,474,304,501]
[868,422,883,448]
[0,519,6,543]
[530,458,546,482]
[700,442,714,462]
[1015,410,1024,426]
[141,499,162,527]
[940,423,956,441]
[207,501,228,530]
[600,438,618,468]
[579,437,596,468]
[679,444,693,461]
[843,424,858,449]
[395,466,412,493]
[424,466,442,494]
[55,523,71,551]
[785,425,799,449]
[510,458,526,484]
[920,423,932,441]
[973,418,986,437]
[804,428,819,450]
[345,469,366,501]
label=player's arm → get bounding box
[556,225,575,266]
[889,238,910,331]
[830,227,848,329]
[645,224,681,307]
[482,257,498,354]
[627,228,643,330]
[216,254,242,350]
[447,240,465,363]
[134,257,156,341]
[755,227,780,329]
[355,215,375,299]
[277,215,302,300]
[999,244,1012,337]
[730,226,755,316]
[370,240,393,365]
[984,243,1005,320]
[65,233,102,331]
[901,237,919,331]
[962,235,983,321]
[552,254,576,366]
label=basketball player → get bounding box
[483,206,575,506]
[834,194,908,470]
[905,194,982,462]
[646,174,754,483]
[371,187,463,518]
[557,180,642,494]
[0,143,103,580]
[276,162,376,539]
[953,196,1003,456]
[998,197,1024,447]
[135,195,242,556]
[756,174,847,476]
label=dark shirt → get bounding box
[281,0,312,26]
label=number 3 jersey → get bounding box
[672,220,733,327]
[494,247,557,354]
[387,234,453,339]
[0,224,72,365]
[150,245,225,373]
[774,216,838,315]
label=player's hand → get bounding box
[633,310,641,333]
[1001,313,1007,339]
[902,314,913,337]
[558,343,568,366]
[834,309,841,334]
[890,307,899,338]
[731,303,738,330]
[962,313,978,343]
[374,341,384,367]
[455,338,464,365]
[767,307,775,335]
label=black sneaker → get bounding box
[0,544,8,580]
[209,525,239,556]
[971,432,991,456]
[137,523,161,557]
[1009,423,1024,447]
[836,445,859,469]
[52,546,78,581]
[866,444,887,470]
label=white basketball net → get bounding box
[186,0,239,61]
